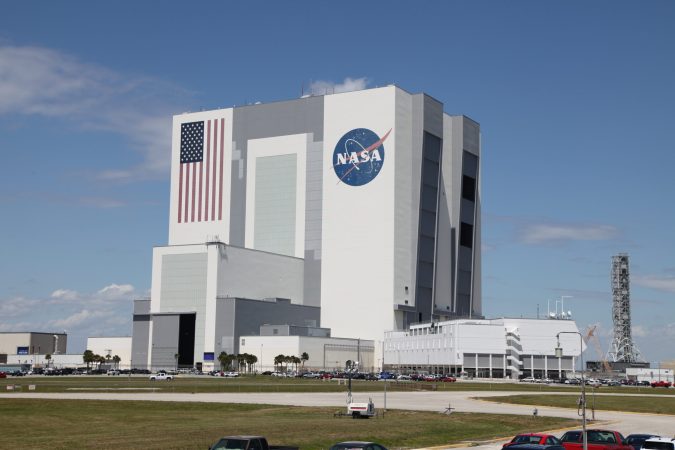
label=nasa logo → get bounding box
[333,128,391,186]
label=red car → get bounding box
[561,429,632,450]
[0,371,6,378]
[439,376,457,382]
[650,380,672,388]
[504,434,561,449]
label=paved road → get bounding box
[1,390,672,449]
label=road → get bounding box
[1,389,672,449]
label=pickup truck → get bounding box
[561,430,633,450]
[148,373,173,381]
[209,436,298,450]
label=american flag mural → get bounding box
[177,119,226,223]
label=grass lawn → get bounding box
[2,375,674,395]
[480,394,675,415]
[0,399,576,450]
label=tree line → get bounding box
[82,350,121,369]
[216,351,309,372]
[273,352,309,372]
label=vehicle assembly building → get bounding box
[129,85,583,374]
[132,85,483,371]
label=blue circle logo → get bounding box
[333,128,391,186]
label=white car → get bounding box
[643,437,674,450]
[149,373,173,381]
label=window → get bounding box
[460,222,473,248]
[462,175,476,202]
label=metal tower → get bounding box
[608,253,641,362]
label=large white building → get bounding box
[384,317,584,379]
[132,85,482,371]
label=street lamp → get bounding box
[555,331,587,450]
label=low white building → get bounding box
[626,367,674,383]
[384,317,585,379]
[239,333,374,372]
[86,336,133,369]
[7,353,83,368]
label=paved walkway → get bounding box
[1,390,672,449]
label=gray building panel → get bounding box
[131,313,150,369]
[151,314,180,369]
[230,96,324,248]
[303,138,324,307]
[214,297,320,356]
[31,333,67,355]
[217,245,304,302]
[134,299,150,315]
[160,253,208,311]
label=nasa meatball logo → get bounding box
[333,128,391,186]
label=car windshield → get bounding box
[211,439,249,450]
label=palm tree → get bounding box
[291,356,301,372]
[274,354,285,372]
[83,350,95,370]
[112,355,121,369]
[301,352,309,371]
[237,353,246,372]
[218,351,229,371]
[246,354,258,373]
[283,355,294,373]
[45,353,52,368]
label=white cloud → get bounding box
[49,309,106,329]
[0,283,137,348]
[0,45,185,180]
[633,275,675,293]
[0,296,40,318]
[96,284,135,300]
[519,223,618,244]
[51,289,79,301]
[307,77,369,95]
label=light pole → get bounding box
[556,331,587,450]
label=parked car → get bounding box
[505,445,566,450]
[520,376,536,383]
[560,430,632,450]
[106,370,120,376]
[0,371,6,378]
[642,438,675,450]
[439,376,457,382]
[329,441,388,450]
[504,434,562,449]
[624,434,659,450]
[650,380,672,388]
[209,436,298,450]
[149,373,173,381]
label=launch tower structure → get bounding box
[608,253,641,362]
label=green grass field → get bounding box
[0,399,577,450]
[2,375,674,395]
[480,394,675,415]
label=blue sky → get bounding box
[1,1,674,361]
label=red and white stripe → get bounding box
[177,118,226,223]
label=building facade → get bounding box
[384,318,584,379]
[135,85,481,370]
